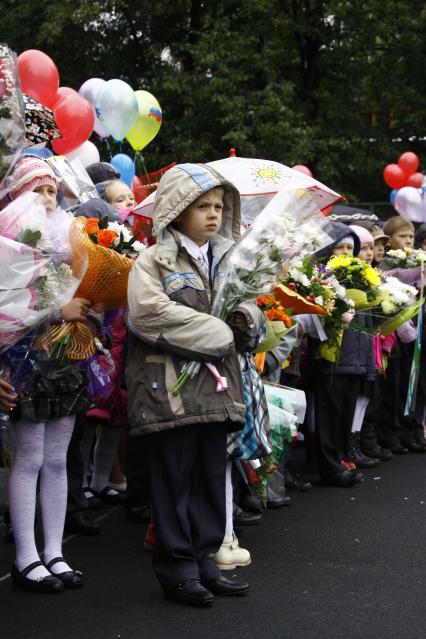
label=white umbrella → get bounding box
[133,155,341,226]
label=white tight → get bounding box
[8,415,76,579]
[351,395,370,433]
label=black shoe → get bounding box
[391,444,410,455]
[45,557,84,588]
[285,472,312,492]
[347,447,380,469]
[203,575,249,596]
[363,446,393,462]
[126,504,152,523]
[65,512,101,536]
[11,561,64,593]
[165,579,214,607]
[322,470,356,487]
[89,487,127,505]
[83,488,104,510]
[233,506,262,526]
[403,442,426,453]
[266,495,292,508]
[240,492,264,514]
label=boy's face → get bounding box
[332,242,354,256]
[373,238,386,263]
[389,227,414,250]
[358,241,374,264]
[175,188,224,246]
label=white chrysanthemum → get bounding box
[379,276,418,308]
[387,249,407,260]
[132,240,146,253]
[107,221,132,243]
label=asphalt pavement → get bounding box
[1,451,426,639]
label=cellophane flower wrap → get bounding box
[0,194,82,353]
[36,216,145,360]
[170,188,334,395]
[0,44,26,199]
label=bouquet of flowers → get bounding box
[381,248,426,271]
[373,276,421,336]
[170,188,333,395]
[36,216,145,360]
[326,254,383,310]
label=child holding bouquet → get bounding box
[305,222,376,487]
[127,163,263,607]
[4,156,92,592]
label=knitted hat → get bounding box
[371,224,389,243]
[10,156,57,200]
[349,224,374,246]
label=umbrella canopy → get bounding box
[23,93,62,147]
[134,156,341,225]
[328,204,378,224]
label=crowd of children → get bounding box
[0,154,424,607]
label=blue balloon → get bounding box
[390,189,398,205]
[111,153,135,187]
[24,146,53,159]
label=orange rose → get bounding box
[85,218,100,235]
[97,229,118,248]
[266,309,276,321]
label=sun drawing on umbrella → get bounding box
[251,163,283,188]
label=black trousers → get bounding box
[126,432,151,508]
[66,411,89,514]
[149,422,228,593]
[313,374,360,478]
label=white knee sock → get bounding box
[351,395,370,433]
[90,426,124,494]
[225,461,233,539]
[8,421,50,580]
[41,415,76,575]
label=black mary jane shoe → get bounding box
[11,561,64,593]
[165,579,214,607]
[45,557,84,589]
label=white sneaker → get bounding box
[212,531,251,570]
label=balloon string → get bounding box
[135,152,152,187]
[104,138,112,160]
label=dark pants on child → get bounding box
[66,411,89,514]
[313,374,360,478]
[149,421,228,593]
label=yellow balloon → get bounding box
[126,90,162,151]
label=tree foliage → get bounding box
[1,0,426,203]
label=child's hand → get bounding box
[62,298,92,322]
[229,311,249,332]
[0,377,17,410]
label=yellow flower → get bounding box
[327,255,353,269]
[364,266,381,287]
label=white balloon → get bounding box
[65,140,100,168]
[394,187,426,223]
[79,78,110,139]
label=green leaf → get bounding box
[16,229,42,248]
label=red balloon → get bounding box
[51,95,94,155]
[398,152,419,176]
[292,164,313,177]
[18,49,59,108]
[405,172,424,188]
[52,86,80,110]
[383,163,406,189]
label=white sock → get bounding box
[90,426,124,494]
[351,395,370,433]
[225,461,233,539]
[41,415,76,574]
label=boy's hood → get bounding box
[152,163,241,243]
[316,221,361,259]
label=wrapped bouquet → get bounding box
[37,215,145,360]
[171,188,333,395]
[381,248,426,271]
